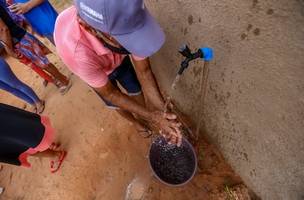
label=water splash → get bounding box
[171,74,181,91]
[125,178,146,200]
[125,170,152,200]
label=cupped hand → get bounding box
[9,3,31,15]
[151,111,183,147]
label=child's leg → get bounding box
[16,33,70,91]
[13,79,45,113]
[0,81,36,105]
[44,63,69,86]
[31,149,61,158]
[0,62,41,104]
[30,63,54,83]
[45,35,55,46]
[17,54,54,83]
[11,79,41,104]
[31,148,67,173]
[0,60,38,105]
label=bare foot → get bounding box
[49,142,61,151]
[43,80,49,87]
[35,100,45,114]
[55,79,72,95]
[31,104,37,113]
[50,150,67,173]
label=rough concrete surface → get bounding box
[145,0,304,199]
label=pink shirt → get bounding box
[54,6,143,88]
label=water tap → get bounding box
[178,44,214,75]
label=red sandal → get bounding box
[50,150,67,173]
[49,142,61,150]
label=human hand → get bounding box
[7,49,19,58]
[0,40,18,58]
[150,111,183,147]
[9,3,31,14]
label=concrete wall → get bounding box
[146,0,304,199]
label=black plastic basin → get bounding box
[149,136,197,186]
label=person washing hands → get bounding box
[54,0,183,145]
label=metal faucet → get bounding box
[178,44,204,75]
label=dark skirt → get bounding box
[0,103,54,167]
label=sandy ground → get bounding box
[0,1,255,199]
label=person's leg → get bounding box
[30,34,69,87]
[0,61,44,109]
[13,80,45,113]
[31,149,60,158]
[11,77,40,104]
[0,60,36,105]
[0,81,44,113]
[45,35,55,46]
[30,63,54,83]
[0,59,45,112]
[44,63,69,86]
[15,33,70,92]
[17,54,54,84]
[0,81,35,105]
[31,148,67,173]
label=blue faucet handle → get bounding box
[200,47,214,62]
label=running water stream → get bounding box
[168,61,210,141]
[171,74,181,91]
